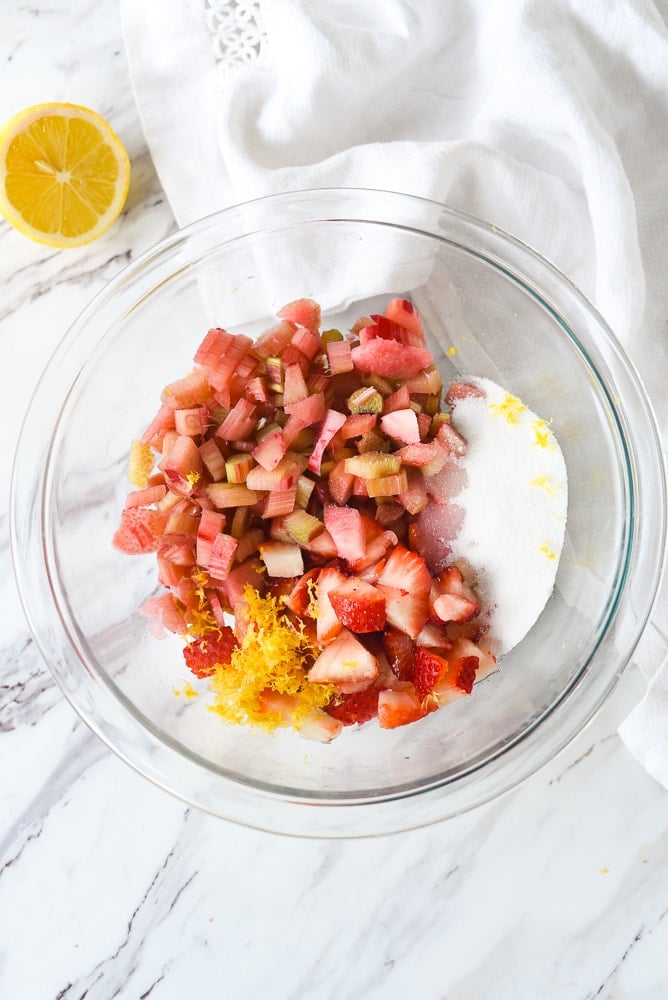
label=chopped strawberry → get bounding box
[139,594,187,638]
[329,577,386,633]
[183,627,238,678]
[378,545,431,596]
[455,656,478,694]
[377,689,425,729]
[382,628,415,682]
[413,647,448,699]
[113,507,166,554]
[315,566,348,643]
[431,638,487,704]
[326,687,380,726]
[308,628,379,693]
[414,621,452,650]
[282,568,320,616]
[431,566,481,623]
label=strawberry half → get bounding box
[413,647,448,700]
[183,627,238,678]
[377,689,425,729]
[326,687,380,726]
[308,628,379,693]
[382,628,415,682]
[328,577,386,633]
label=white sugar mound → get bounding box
[448,378,568,656]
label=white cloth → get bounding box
[121,0,668,783]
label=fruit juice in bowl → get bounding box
[12,190,665,836]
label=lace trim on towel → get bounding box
[204,0,267,81]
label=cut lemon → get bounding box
[0,102,131,248]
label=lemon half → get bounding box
[0,102,131,248]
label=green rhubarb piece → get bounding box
[225,453,255,483]
[266,356,284,392]
[295,474,315,509]
[283,509,325,544]
[321,328,344,346]
[344,451,401,479]
[431,412,451,434]
[357,429,391,454]
[347,386,383,414]
[363,374,395,397]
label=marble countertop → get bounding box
[2,3,668,998]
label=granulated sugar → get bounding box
[447,378,568,655]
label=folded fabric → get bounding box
[121,0,668,783]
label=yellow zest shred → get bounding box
[128,439,154,488]
[191,568,210,607]
[187,607,221,639]
[530,475,559,496]
[183,682,199,699]
[531,418,555,451]
[488,393,527,424]
[185,470,201,489]
[447,346,458,357]
[539,544,557,560]
[208,586,335,732]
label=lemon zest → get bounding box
[185,470,200,489]
[208,586,334,732]
[488,393,527,424]
[530,475,559,496]
[539,544,556,560]
[531,418,555,451]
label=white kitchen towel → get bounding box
[121,0,668,782]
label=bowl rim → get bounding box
[10,186,667,837]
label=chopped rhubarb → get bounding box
[308,409,346,474]
[277,298,321,333]
[351,340,434,379]
[117,295,513,742]
[196,509,226,567]
[380,408,421,445]
[259,541,304,578]
[208,532,238,581]
[323,503,366,563]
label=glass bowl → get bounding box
[11,188,666,837]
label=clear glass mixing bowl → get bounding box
[11,189,666,837]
